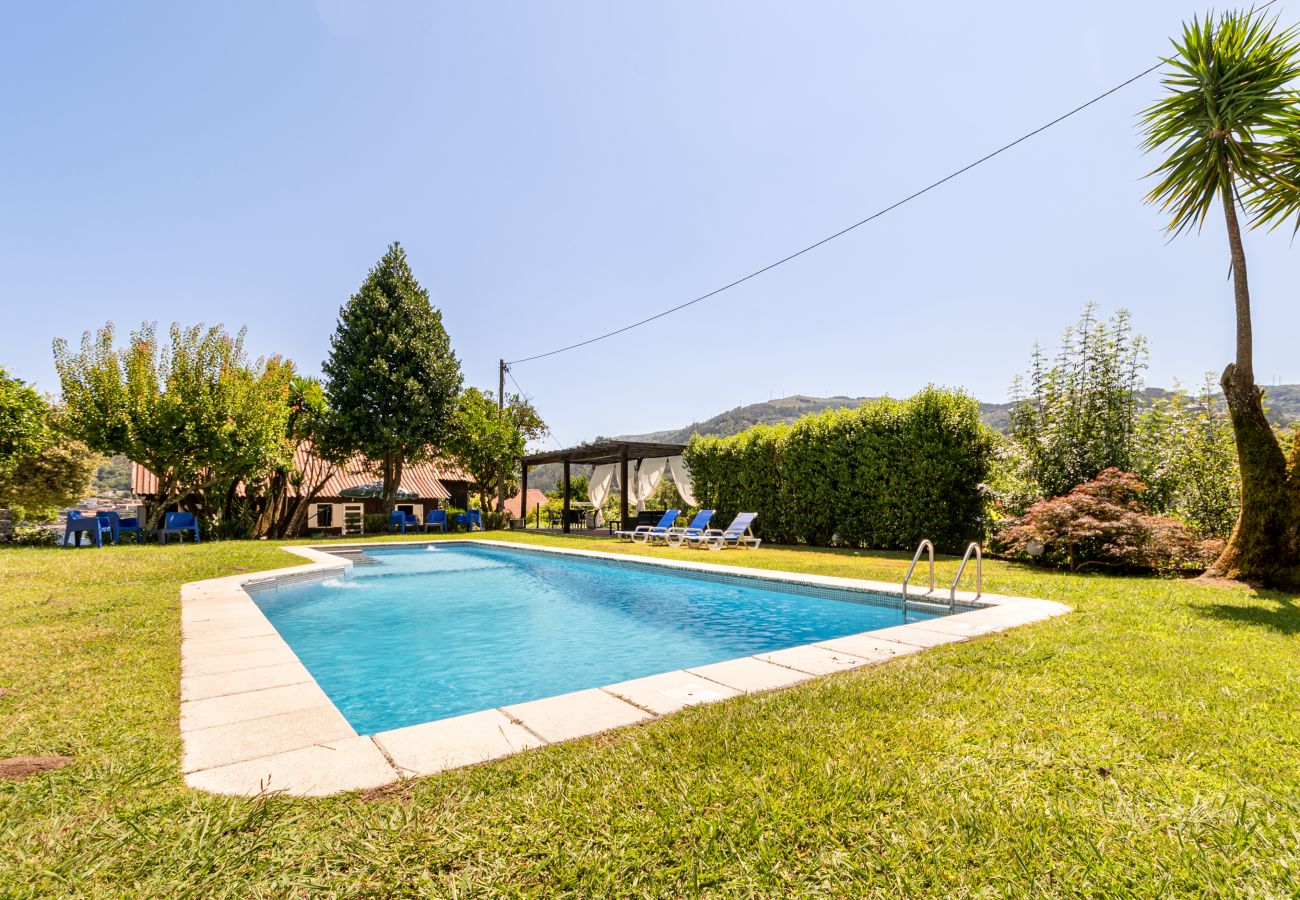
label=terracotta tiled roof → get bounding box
[503,488,549,518]
[131,463,156,496]
[131,446,470,501]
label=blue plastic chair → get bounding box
[390,510,419,534]
[96,511,118,545]
[116,514,144,544]
[456,510,483,532]
[64,510,109,548]
[97,511,143,544]
[160,511,201,544]
[424,509,448,533]
[614,508,681,543]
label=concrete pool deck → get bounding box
[179,539,1071,797]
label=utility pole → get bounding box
[497,359,507,514]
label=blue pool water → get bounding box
[249,543,938,734]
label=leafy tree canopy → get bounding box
[252,375,341,539]
[449,387,545,512]
[0,367,52,480]
[1142,11,1300,236]
[0,440,100,522]
[321,242,462,511]
[54,322,295,526]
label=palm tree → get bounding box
[1141,9,1300,586]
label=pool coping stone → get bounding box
[179,538,1071,797]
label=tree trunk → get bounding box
[1206,189,1300,587]
[381,453,403,514]
[146,480,175,530]
[221,479,240,525]
[255,470,287,538]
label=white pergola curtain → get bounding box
[589,464,616,527]
[629,457,667,513]
[666,455,697,507]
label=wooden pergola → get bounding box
[519,440,687,533]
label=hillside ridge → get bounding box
[619,385,1300,444]
[524,386,1299,492]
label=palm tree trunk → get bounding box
[1207,188,1298,586]
[1221,188,1255,384]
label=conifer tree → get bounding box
[322,242,462,513]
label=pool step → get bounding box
[328,549,382,567]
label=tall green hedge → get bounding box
[685,387,993,552]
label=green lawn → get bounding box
[2,533,1298,897]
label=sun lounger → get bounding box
[681,512,761,551]
[614,508,680,543]
[663,509,715,547]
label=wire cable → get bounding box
[508,61,1173,366]
[505,366,566,449]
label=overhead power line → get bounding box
[505,365,565,450]
[507,60,1172,367]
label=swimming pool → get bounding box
[247,542,943,734]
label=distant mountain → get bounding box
[1258,384,1300,424]
[624,394,1015,442]
[619,385,1300,444]
[628,396,875,444]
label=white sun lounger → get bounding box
[680,512,762,551]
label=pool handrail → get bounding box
[949,542,982,609]
[902,539,935,611]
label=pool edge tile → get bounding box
[867,624,969,648]
[754,644,876,676]
[182,661,315,702]
[603,671,741,715]
[181,703,356,774]
[180,681,336,732]
[501,688,653,744]
[813,633,921,660]
[373,709,546,776]
[184,736,399,798]
[686,657,814,693]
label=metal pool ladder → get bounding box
[902,539,935,615]
[949,542,982,608]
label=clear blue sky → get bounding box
[3,1,1297,447]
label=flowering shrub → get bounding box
[996,468,1221,572]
